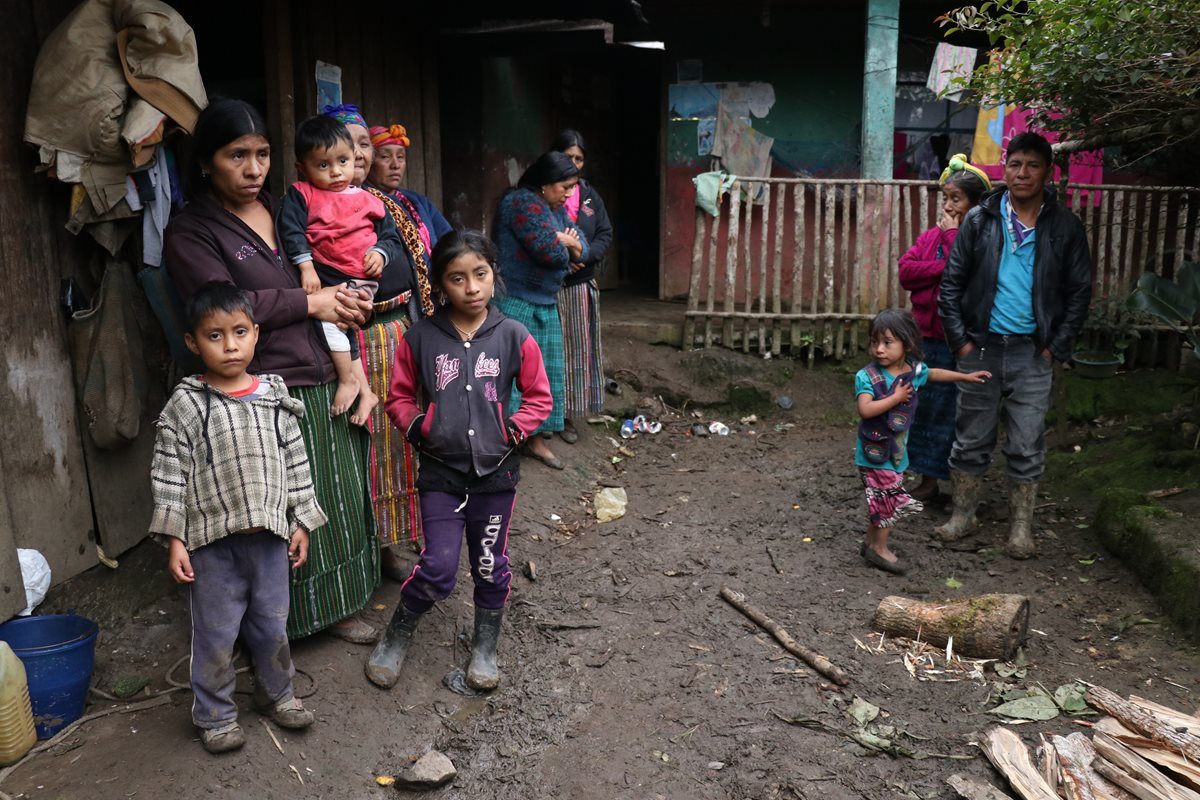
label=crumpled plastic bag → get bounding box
[17,549,51,616]
[594,488,628,523]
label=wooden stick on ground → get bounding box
[719,586,849,685]
[1087,687,1200,764]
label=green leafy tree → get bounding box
[943,0,1200,166]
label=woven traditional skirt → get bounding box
[496,294,564,433]
[859,467,924,529]
[357,296,423,546]
[557,280,605,417]
[287,382,380,638]
[907,338,958,480]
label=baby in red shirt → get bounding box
[279,115,401,423]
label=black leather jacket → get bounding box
[938,187,1092,362]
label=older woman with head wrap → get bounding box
[367,123,452,259]
[897,154,992,503]
[321,103,426,581]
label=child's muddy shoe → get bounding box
[200,721,245,754]
[265,697,314,730]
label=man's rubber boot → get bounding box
[1005,481,1038,559]
[932,470,982,542]
[465,606,504,691]
[364,604,422,689]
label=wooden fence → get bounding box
[683,177,1200,367]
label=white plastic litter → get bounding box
[17,549,51,616]
[594,488,628,523]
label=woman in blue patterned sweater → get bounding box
[492,151,587,470]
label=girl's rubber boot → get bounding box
[1005,481,1038,559]
[465,607,504,691]
[365,604,422,689]
[932,470,981,542]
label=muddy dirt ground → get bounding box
[5,340,1198,800]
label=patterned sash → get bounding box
[365,185,435,317]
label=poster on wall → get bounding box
[316,61,342,110]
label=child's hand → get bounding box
[167,538,194,584]
[964,370,992,384]
[299,264,321,295]
[363,250,385,278]
[893,378,915,404]
[289,528,310,570]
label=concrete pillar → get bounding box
[860,0,900,179]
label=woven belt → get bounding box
[373,290,412,315]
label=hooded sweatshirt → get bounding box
[149,374,327,552]
[386,307,552,493]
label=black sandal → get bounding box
[860,542,907,575]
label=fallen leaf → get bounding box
[847,697,881,727]
[990,695,1059,721]
[375,776,396,787]
[1053,682,1089,713]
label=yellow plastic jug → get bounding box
[0,641,36,764]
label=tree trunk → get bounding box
[871,594,1030,660]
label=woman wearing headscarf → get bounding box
[321,103,425,581]
[551,130,612,443]
[164,98,379,642]
[492,151,586,469]
[367,123,452,258]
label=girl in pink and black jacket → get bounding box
[367,230,552,694]
[898,155,991,503]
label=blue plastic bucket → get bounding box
[0,614,99,739]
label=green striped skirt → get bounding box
[357,299,422,546]
[287,382,380,639]
[496,294,564,433]
[557,279,605,417]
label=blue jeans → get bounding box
[949,334,1054,482]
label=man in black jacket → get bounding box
[935,132,1092,558]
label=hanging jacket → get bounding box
[938,187,1092,362]
[898,226,957,341]
[149,374,327,552]
[385,307,552,490]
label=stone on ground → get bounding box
[395,750,457,790]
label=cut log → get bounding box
[1092,732,1200,800]
[1052,732,1138,800]
[1039,735,1060,795]
[1087,687,1200,764]
[947,773,1016,800]
[1128,697,1200,732]
[872,594,1030,660]
[1095,718,1200,793]
[977,726,1059,800]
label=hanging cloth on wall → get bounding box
[926,43,977,102]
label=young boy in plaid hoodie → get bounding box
[150,282,326,754]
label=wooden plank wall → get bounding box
[285,1,442,208]
[0,0,103,597]
[684,178,1199,364]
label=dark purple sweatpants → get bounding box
[399,490,516,614]
[188,531,296,729]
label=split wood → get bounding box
[977,726,1058,800]
[1087,686,1200,764]
[1092,731,1200,800]
[718,586,849,685]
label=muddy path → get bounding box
[6,363,1198,800]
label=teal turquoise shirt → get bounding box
[854,361,929,472]
[989,192,1038,335]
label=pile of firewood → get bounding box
[957,685,1200,800]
